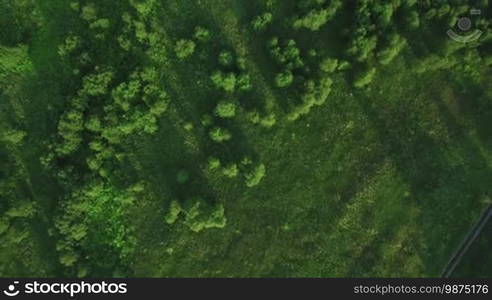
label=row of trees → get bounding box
[170,29,271,187]
[206,48,268,185]
[156,25,269,234]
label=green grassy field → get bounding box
[1,0,491,277]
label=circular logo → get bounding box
[3,282,20,297]
[457,17,472,31]
[447,9,484,43]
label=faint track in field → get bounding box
[441,202,492,278]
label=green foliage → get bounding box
[0,218,9,235]
[211,71,237,93]
[374,3,395,27]
[58,35,81,57]
[165,201,182,225]
[244,164,266,187]
[2,0,492,279]
[252,12,273,31]
[183,122,194,131]
[175,39,196,59]
[247,110,261,124]
[237,73,252,91]
[2,129,26,146]
[194,26,211,42]
[209,127,232,143]
[5,201,36,218]
[56,101,85,156]
[414,55,458,74]
[180,198,227,232]
[214,100,237,118]
[275,70,294,88]
[81,3,97,22]
[320,57,339,73]
[269,38,304,90]
[81,70,114,96]
[219,51,234,67]
[201,114,214,127]
[54,182,139,271]
[207,157,221,171]
[377,34,407,65]
[293,0,343,31]
[0,0,37,46]
[260,113,277,128]
[354,67,376,88]
[0,45,33,83]
[60,252,79,268]
[222,163,238,178]
[337,61,351,71]
[405,10,420,29]
[347,34,378,63]
[288,77,333,121]
[269,38,304,70]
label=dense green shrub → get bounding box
[275,70,294,88]
[405,10,420,29]
[252,12,273,31]
[377,33,407,65]
[260,113,277,128]
[165,201,182,225]
[237,73,252,91]
[222,163,239,178]
[207,157,221,170]
[245,164,266,187]
[214,100,237,118]
[320,57,339,73]
[287,77,333,121]
[209,127,232,143]
[219,51,234,67]
[54,183,139,271]
[374,3,395,27]
[269,38,304,70]
[81,70,113,96]
[182,198,227,232]
[354,67,376,88]
[293,0,343,31]
[175,39,196,59]
[194,26,210,42]
[211,71,236,93]
[2,129,26,146]
[347,34,378,63]
[201,114,214,127]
